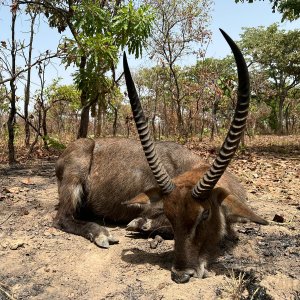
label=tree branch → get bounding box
[16,112,43,137]
[0,51,61,85]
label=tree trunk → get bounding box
[126,116,132,138]
[199,107,206,141]
[78,92,101,138]
[112,108,118,136]
[278,92,286,134]
[284,103,290,135]
[8,87,17,164]
[24,84,30,146]
[7,4,17,164]
[291,115,296,133]
[77,56,89,138]
[170,63,185,137]
[108,101,118,137]
[151,115,157,141]
[27,103,42,158]
[151,94,158,140]
[187,109,193,137]
[42,108,49,149]
[176,100,184,137]
[210,96,219,141]
[96,102,102,137]
[24,12,36,147]
[95,94,106,137]
[163,97,169,137]
[78,105,90,138]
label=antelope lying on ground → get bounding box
[54,29,267,283]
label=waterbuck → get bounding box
[123,29,268,283]
[54,29,267,283]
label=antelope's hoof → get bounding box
[171,271,191,284]
[94,233,119,249]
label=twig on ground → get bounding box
[0,213,13,226]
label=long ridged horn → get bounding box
[123,53,175,194]
[192,29,250,199]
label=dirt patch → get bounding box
[0,136,299,299]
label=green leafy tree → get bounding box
[189,57,237,139]
[106,85,124,137]
[146,0,212,138]
[0,1,60,163]
[284,86,300,133]
[46,80,81,137]
[240,24,300,133]
[19,0,154,138]
[247,69,274,134]
[134,66,171,139]
[235,0,300,21]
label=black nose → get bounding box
[171,270,191,284]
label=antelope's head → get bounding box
[123,29,266,283]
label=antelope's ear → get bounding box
[122,188,163,208]
[212,187,268,225]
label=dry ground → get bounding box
[0,135,299,300]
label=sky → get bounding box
[0,1,299,96]
[127,1,300,68]
[208,1,299,58]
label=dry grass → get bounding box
[0,282,16,300]
[222,270,248,300]
[1,134,299,165]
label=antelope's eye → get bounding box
[195,209,210,227]
[201,209,210,221]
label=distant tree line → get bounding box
[0,0,300,164]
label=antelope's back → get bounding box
[86,138,202,221]
[56,137,247,222]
